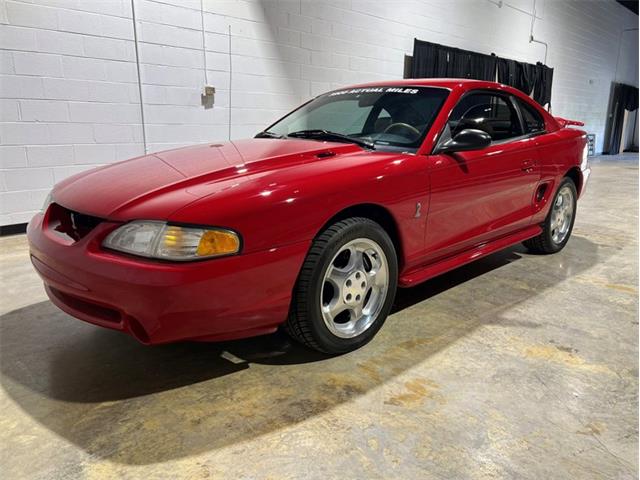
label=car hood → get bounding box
[52,138,363,220]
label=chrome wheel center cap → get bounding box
[343,270,367,305]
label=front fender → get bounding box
[169,152,430,267]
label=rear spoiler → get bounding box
[555,117,585,128]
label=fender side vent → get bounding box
[535,184,548,203]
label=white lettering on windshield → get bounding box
[328,87,419,96]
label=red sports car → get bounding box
[28,79,590,353]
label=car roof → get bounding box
[325,78,560,136]
[336,78,510,92]
[333,78,562,141]
[333,78,551,113]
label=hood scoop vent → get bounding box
[316,151,336,159]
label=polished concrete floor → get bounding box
[1,155,638,479]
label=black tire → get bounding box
[524,177,577,254]
[286,217,398,354]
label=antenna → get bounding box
[130,0,147,154]
[200,0,208,85]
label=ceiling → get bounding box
[616,0,639,15]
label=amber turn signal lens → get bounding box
[197,230,240,256]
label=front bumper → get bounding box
[27,213,309,344]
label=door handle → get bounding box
[521,159,535,173]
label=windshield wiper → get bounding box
[287,129,375,150]
[255,130,284,139]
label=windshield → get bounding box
[263,86,449,152]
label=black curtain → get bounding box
[604,83,639,154]
[533,62,553,107]
[496,58,517,89]
[411,39,553,107]
[469,51,497,81]
[411,39,497,81]
[411,40,438,77]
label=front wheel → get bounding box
[286,217,398,354]
[524,177,577,254]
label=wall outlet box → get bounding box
[201,85,215,109]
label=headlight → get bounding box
[41,191,53,213]
[103,221,241,261]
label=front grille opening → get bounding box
[47,203,103,242]
[49,287,121,324]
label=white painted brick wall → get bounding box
[1,0,638,225]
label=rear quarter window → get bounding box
[517,98,546,134]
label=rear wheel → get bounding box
[524,177,577,254]
[286,217,398,354]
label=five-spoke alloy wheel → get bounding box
[287,217,398,353]
[550,185,574,245]
[524,176,577,254]
[320,238,389,339]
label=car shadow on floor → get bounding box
[0,236,601,465]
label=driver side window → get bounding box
[448,92,523,142]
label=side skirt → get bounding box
[398,225,542,288]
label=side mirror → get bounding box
[435,128,491,154]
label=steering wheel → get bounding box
[382,122,421,140]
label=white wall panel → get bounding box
[0,0,638,225]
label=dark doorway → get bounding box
[603,82,639,154]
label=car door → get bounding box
[423,91,541,262]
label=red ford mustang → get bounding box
[28,79,590,353]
